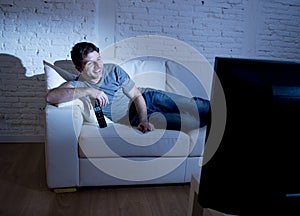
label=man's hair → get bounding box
[70,42,100,68]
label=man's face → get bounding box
[80,51,103,83]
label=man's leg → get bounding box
[149,112,200,132]
[142,89,211,127]
[193,97,211,127]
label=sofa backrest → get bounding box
[119,56,212,100]
[119,56,167,91]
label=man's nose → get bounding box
[94,61,101,68]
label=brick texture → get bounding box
[0,0,299,141]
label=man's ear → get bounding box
[75,65,83,72]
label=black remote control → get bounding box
[94,99,107,128]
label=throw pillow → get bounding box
[44,60,67,90]
[43,60,78,88]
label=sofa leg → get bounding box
[51,188,77,193]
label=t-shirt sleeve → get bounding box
[68,80,77,87]
[67,80,86,88]
[115,65,135,93]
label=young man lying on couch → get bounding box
[46,42,211,133]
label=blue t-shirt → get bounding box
[69,64,135,122]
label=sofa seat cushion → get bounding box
[78,124,190,158]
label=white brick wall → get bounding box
[115,0,300,63]
[0,0,299,142]
[0,0,99,142]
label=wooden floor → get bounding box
[0,143,190,216]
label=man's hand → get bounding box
[137,121,155,133]
[126,86,153,133]
[88,88,109,107]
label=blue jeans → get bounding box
[129,88,211,132]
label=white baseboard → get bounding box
[0,136,44,143]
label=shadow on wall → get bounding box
[0,54,46,137]
[0,53,26,75]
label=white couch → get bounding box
[44,56,213,189]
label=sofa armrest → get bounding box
[45,103,83,188]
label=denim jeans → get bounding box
[129,88,211,132]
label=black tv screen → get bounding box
[198,57,300,215]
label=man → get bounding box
[46,42,210,133]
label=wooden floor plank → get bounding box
[0,143,190,216]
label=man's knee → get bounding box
[193,97,211,127]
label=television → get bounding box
[198,57,300,215]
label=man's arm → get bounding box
[125,86,154,133]
[46,82,109,107]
